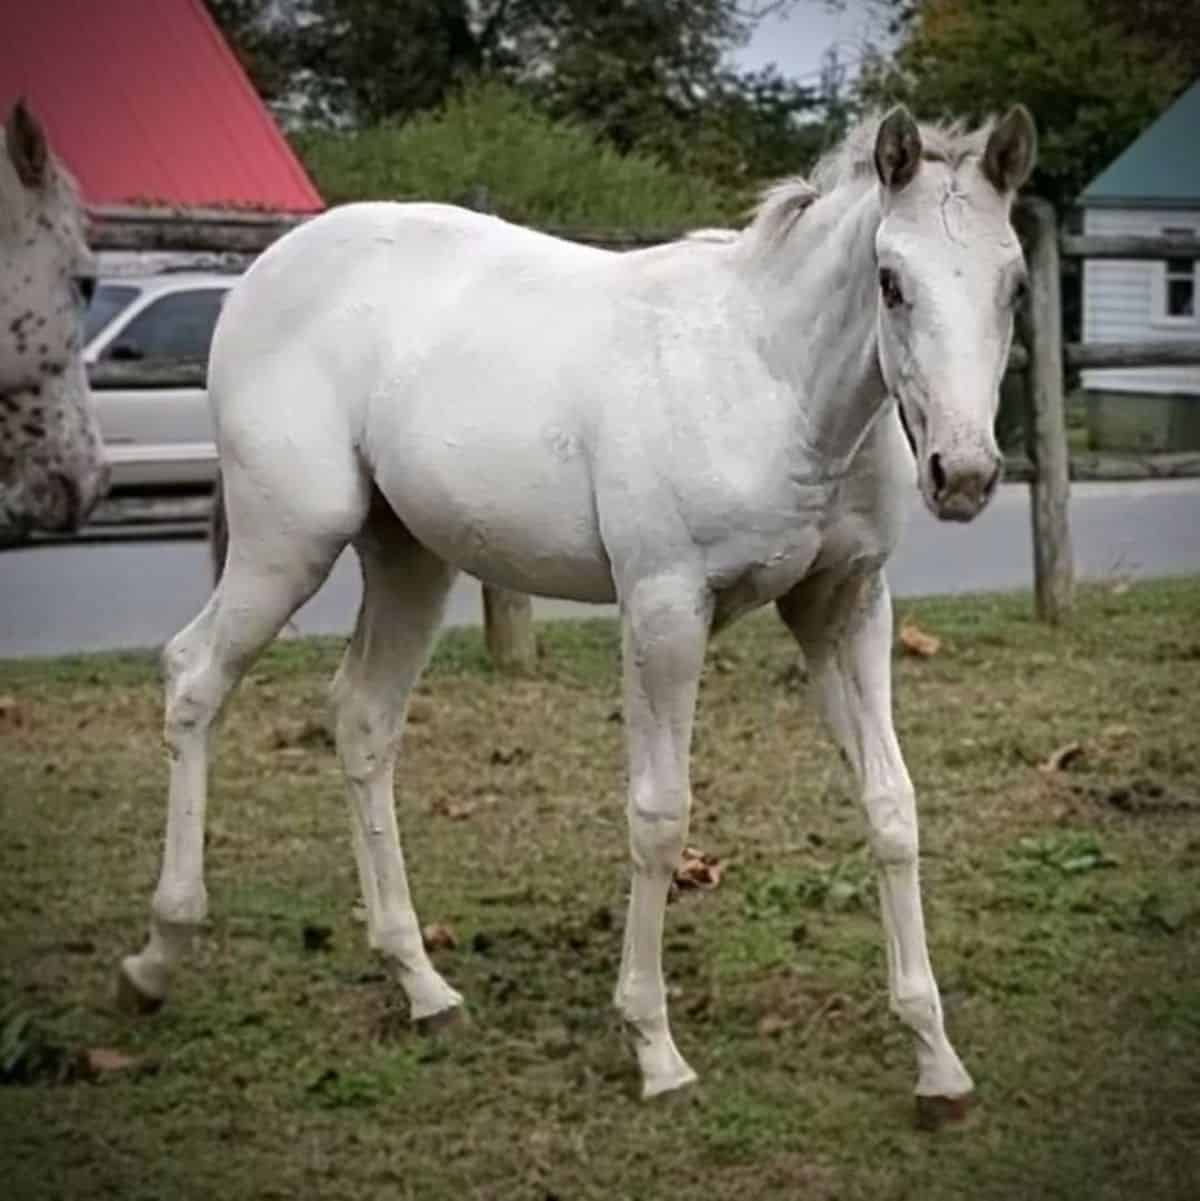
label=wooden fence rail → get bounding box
[84,199,1200,635]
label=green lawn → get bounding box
[1,579,1198,1200]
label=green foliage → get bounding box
[1008,832,1120,878]
[856,0,1192,210]
[744,855,876,920]
[293,82,744,229]
[208,1,822,184]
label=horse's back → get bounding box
[207,202,626,601]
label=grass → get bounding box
[1,578,1198,1200]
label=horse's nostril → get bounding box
[50,472,83,532]
[929,452,947,495]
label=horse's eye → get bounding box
[1011,278,1029,309]
[73,274,97,307]
[879,268,905,309]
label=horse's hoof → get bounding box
[642,1067,699,1101]
[115,961,164,1016]
[915,1091,974,1131]
[414,1003,465,1035]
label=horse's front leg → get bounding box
[614,571,710,1098]
[778,570,974,1124]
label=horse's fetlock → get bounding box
[152,883,207,929]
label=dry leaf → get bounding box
[670,847,722,902]
[431,797,476,820]
[271,719,335,752]
[86,1048,139,1074]
[421,923,457,952]
[0,695,25,727]
[899,621,941,658]
[406,698,434,725]
[757,1012,795,1038]
[1039,742,1084,773]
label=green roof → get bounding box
[1080,79,1200,208]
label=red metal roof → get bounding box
[0,0,323,212]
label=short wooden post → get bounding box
[483,584,537,671]
[466,184,537,670]
[1016,197,1074,623]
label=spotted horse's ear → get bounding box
[874,105,922,193]
[6,99,50,189]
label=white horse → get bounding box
[120,105,1036,1124]
[0,100,108,533]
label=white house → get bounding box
[1080,79,1200,451]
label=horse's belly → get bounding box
[376,439,616,604]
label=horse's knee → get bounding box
[865,791,918,867]
[163,664,223,747]
[891,983,940,1034]
[628,782,690,874]
[333,692,397,785]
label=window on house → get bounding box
[1160,227,1196,321]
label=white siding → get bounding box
[1081,206,1200,396]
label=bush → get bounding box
[292,82,745,231]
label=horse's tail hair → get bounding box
[209,470,228,587]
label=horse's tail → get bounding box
[209,470,228,586]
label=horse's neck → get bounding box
[754,187,888,468]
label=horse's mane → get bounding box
[743,112,998,250]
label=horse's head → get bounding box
[0,100,107,532]
[0,101,95,391]
[872,104,1036,522]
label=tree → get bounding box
[294,81,743,227]
[850,0,1192,211]
[204,0,818,180]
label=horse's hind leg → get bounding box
[333,505,463,1025]
[118,473,361,1012]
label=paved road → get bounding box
[2,481,1197,659]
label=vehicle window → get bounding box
[84,284,141,344]
[101,288,229,360]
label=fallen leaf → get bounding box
[899,621,941,658]
[757,1012,795,1038]
[271,719,335,752]
[422,923,457,952]
[670,847,722,902]
[431,797,476,820]
[489,746,530,766]
[406,698,434,725]
[86,1048,139,1074]
[0,695,26,727]
[1039,742,1084,773]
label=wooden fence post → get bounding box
[1017,197,1074,623]
[466,186,537,671]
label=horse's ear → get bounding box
[874,106,922,192]
[6,99,49,189]
[982,105,1037,194]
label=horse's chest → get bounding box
[707,477,889,630]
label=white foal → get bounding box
[120,105,1037,1123]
